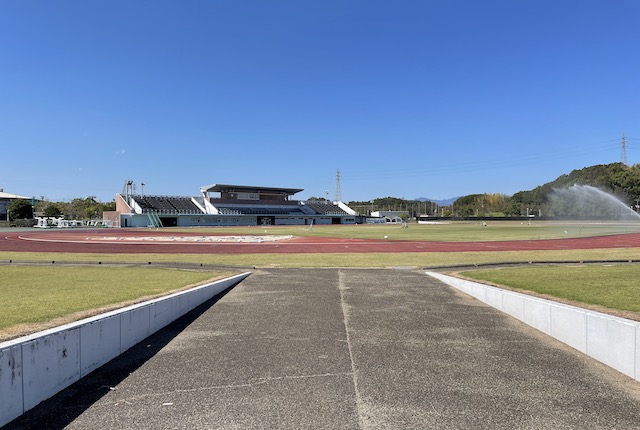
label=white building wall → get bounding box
[275,217,305,225]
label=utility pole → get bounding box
[621,133,627,165]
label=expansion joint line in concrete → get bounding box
[338,269,365,429]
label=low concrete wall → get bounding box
[0,272,250,427]
[426,272,640,383]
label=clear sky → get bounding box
[1,1,639,203]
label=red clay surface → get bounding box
[2,228,640,254]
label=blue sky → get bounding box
[1,1,638,203]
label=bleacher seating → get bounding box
[119,183,357,227]
[130,195,350,218]
[132,196,203,214]
[304,202,348,215]
[171,197,200,212]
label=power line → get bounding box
[340,137,634,182]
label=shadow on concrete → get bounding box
[3,286,236,430]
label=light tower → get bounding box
[335,169,342,202]
[122,180,135,200]
[621,133,627,165]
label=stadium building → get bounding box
[0,190,30,222]
[113,183,357,228]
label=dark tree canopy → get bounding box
[35,197,115,219]
[8,199,33,220]
[43,203,63,217]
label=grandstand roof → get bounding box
[200,184,303,195]
[0,191,30,199]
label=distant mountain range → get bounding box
[415,197,460,206]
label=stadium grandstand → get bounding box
[113,183,357,228]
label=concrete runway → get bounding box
[6,269,640,429]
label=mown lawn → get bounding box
[3,220,640,340]
[3,247,640,268]
[176,220,640,242]
[0,266,233,341]
[460,264,640,317]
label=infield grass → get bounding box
[460,265,640,320]
[0,266,234,341]
[3,247,640,268]
[3,220,640,340]
[176,220,640,241]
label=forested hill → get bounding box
[444,162,640,217]
[511,163,640,207]
[347,163,640,217]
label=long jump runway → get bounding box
[8,269,640,429]
[2,228,640,253]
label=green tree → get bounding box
[62,196,101,219]
[100,201,116,213]
[8,199,33,220]
[43,203,63,217]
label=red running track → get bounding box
[1,228,640,254]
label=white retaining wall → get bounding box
[426,272,640,383]
[0,272,250,427]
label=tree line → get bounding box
[348,194,514,218]
[7,162,640,223]
[347,163,640,218]
[7,197,116,223]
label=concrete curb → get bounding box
[0,272,250,427]
[426,271,640,383]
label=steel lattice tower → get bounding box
[621,133,627,165]
[335,169,342,202]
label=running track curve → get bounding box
[2,229,640,254]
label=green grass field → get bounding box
[2,220,640,340]
[460,265,640,319]
[3,247,640,268]
[175,220,640,242]
[0,266,233,341]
